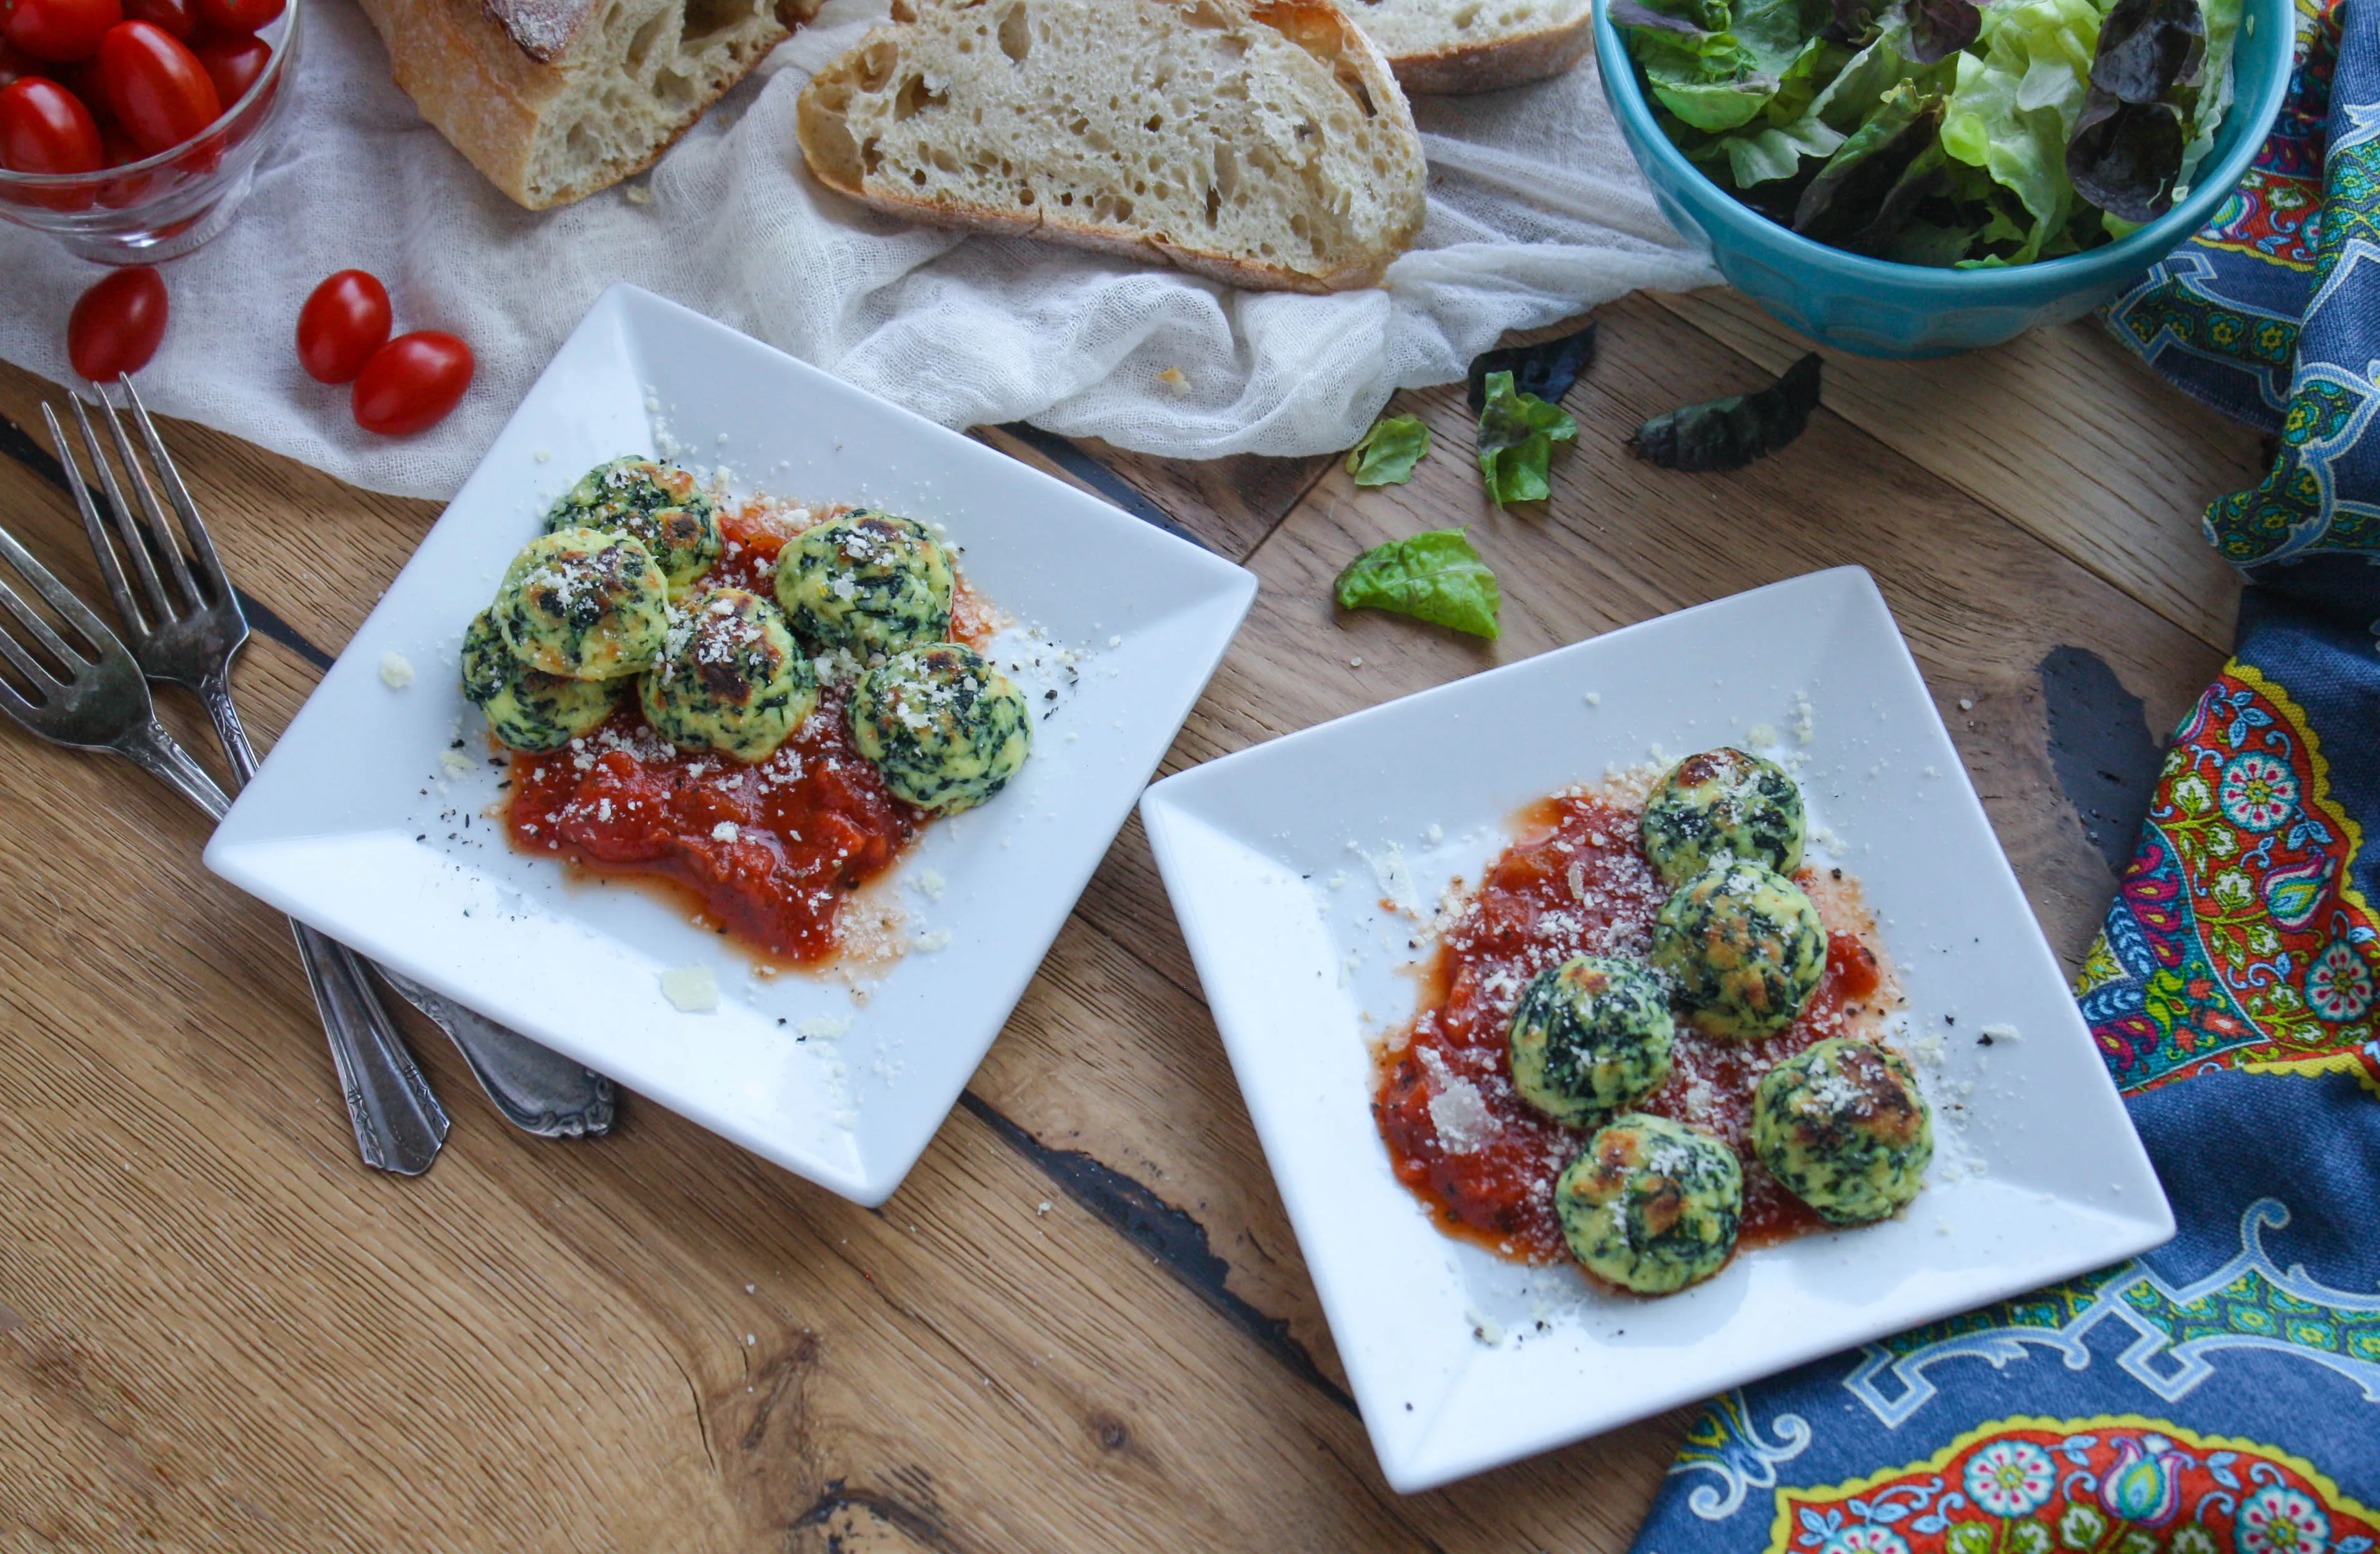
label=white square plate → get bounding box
[1139,567,2172,1493]
[206,284,1255,1204]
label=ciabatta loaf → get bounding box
[357,0,820,210]
[1342,0,1592,93]
[796,0,1427,293]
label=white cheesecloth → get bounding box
[0,0,1718,500]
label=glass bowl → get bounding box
[0,0,304,264]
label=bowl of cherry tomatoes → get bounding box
[0,0,300,262]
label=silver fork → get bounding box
[51,379,618,1141]
[0,515,450,1174]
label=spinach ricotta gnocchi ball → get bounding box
[544,457,721,588]
[1650,859,1827,1041]
[460,609,618,752]
[493,527,672,680]
[849,643,1031,813]
[1641,747,1805,884]
[1753,1037,1933,1225]
[775,510,954,657]
[638,588,820,763]
[1554,1114,1743,1295]
[1507,956,1676,1126]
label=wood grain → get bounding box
[0,265,2239,1554]
[1649,287,2263,652]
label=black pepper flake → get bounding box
[1831,867,1843,879]
[1945,1014,1956,1026]
[1978,1032,1994,1046]
[449,739,465,750]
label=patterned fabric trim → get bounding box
[2077,662,2380,1095]
[1767,1417,2380,1554]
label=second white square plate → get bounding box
[1139,567,2172,1492]
[206,284,1256,1204]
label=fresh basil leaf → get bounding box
[1903,0,1981,64]
[1332,528,1502,640]
[2066,89,2185,222]
[1628,353,1823,472]
[2090,0,2205,102]
[1792,84,1945,252]
[1475,370,1579,507]
[1346,414,1432,487]
[1465,325,1598,413]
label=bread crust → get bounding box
[1382,12,1595,93]
[355,0,801,209]
[795,0,1423,293]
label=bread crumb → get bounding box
[1958,697,1973,710]
[623,182,653,205]
[1155,367,1189,392]
[916,929,952,952]
[660,965,718,1012]
[379,651,415,690]
[1466,1309,1504,1345]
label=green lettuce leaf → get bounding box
[1346,414,1432,486]
[1693,113,1850,183]
[1620,0,1835,132]
[2176,0,2241,191]
[1475,370,1577,506]
[1333,528,1502,640]
[1939,0,2114,260]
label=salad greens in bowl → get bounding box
[1592,0,2293,354]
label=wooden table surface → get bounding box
[0,287,2264,1552]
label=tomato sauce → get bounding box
[1373,791,1896,1267]
[502,497,992,966]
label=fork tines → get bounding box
[47,376,236,646]
[0,513,122,718]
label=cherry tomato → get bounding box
[192,0,277,31]
[4,0,122,62]
[191,31,263,104]
[353,332,474,436]
[0,74,101,172]
[96,20,216,153]
[0,39,40,86]
[296,269,392,385]
[94,121,155,204]
[120,0,202,41]
[67,265,167,380]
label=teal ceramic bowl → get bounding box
[1592,0,2296,357]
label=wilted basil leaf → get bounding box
[1465,324,1599,413]
[1333,528,1502,640]
[2066,89,2185,222]
[2090,0,2205,102]
[1476,370,1579,506]
[1628,353,1823,472]
[1902,0,1980,63]
[1792,85,1945,251]
[1346,413,1432,486]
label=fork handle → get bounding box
[298,929,450,1175]
[194,670,617,1141]
[116,718,449,1173]
[116,718,233,820]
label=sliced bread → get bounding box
[795,0,1427,293]
[357,0,821,210]
[1344,0,1594,94]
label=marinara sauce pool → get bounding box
[1373,789,1895,1267]
[503,499,994,966]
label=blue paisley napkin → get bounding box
[1632,2,2380,1545]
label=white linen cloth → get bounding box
[0,0,1718,501]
